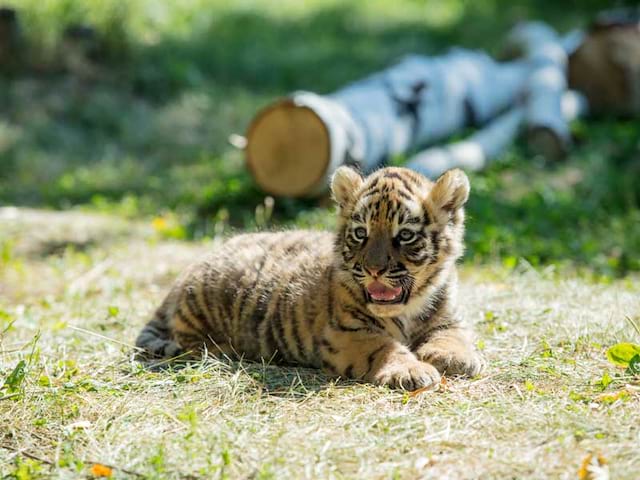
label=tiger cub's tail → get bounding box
[135,308,183,360]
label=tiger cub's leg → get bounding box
[319,327,440,390]
[173,327,237,359]
[414,326,485,377]
[169,281,238,359]
[172,331,205,357]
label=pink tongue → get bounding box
[367,281,402,301]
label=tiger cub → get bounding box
[136,166,484,390]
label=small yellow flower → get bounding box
[152,216,168,231]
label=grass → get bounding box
[1,208,639,478]
[1,0,640,478]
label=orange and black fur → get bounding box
[136,166,484,390]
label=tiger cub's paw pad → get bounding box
[418,346,485,377]
[373,358,441,391]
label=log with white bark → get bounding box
[245,22,585,196]
[247,50,531,196]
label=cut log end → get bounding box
[246,99,330,197]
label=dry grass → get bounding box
[1,208,639,479]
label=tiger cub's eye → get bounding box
[353,227,367,240]
[397,229,416,242]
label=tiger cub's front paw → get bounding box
[371,356,441,391]
[417,344,485,377]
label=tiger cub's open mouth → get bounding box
[364,281,408,305]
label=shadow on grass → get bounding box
[131,1,615,97]
[465,119,640,276]
[141,354,347,397]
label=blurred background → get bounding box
[1,0,638,278]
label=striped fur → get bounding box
[136,166,484,390]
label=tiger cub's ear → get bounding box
[428,168,470,217]
[331,166,363,209]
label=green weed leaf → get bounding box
[627,354,640,376]
[2,360,27,393]
[606,343,640,367]
[598,372,613,389]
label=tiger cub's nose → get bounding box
[364,265,387,277]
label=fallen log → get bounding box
[244,14,638,197]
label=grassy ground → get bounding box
[1,0,640,478]
[1,208,639,479]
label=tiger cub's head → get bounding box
[331,166,469,318]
